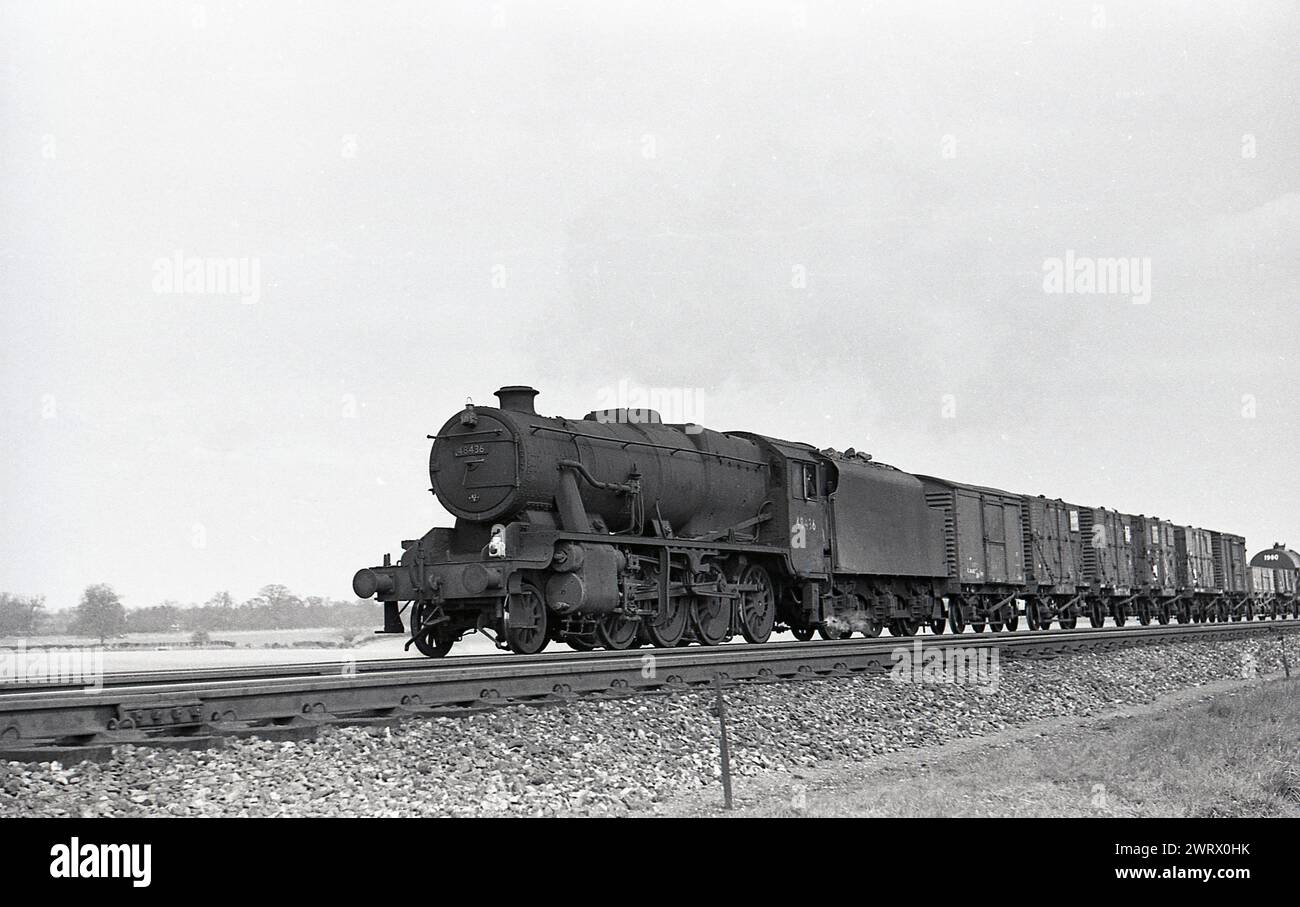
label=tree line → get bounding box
[0,584,375,643]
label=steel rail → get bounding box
[0,655,433,693]
[1,620,1296,762]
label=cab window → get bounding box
[802,464,818,499]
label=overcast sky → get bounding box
[1,0,1296,610]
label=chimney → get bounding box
[495,385,539,415]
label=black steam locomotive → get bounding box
[352,387,1299,656]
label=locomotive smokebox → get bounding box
[494,385,539,414]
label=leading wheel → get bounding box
[790,625,815,641]
[737,564,776,644]
[410,601,455,658]
[505,584,549,655]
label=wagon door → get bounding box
[977,494,1024,584]
[982,498,1009,582]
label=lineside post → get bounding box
[713,672,733,810]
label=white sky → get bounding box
[1,0,1297,609]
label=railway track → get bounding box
[2,620,1296,762]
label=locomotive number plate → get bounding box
[455,444,487,456]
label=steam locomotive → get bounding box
[352,387,1299,656]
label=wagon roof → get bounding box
[913,474,1022,499]
[1249,547,1300,570]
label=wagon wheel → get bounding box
[690,594,730,646]
[640,565,689,648]
[948,601,967,634]
[1004,609,1019,631]
[970,620,986,633]
[505,584,549,655]
[888,619,918,637]
[1112,603,1128,626]
[1157,602,1171,624]
[818,623,849,640]
[1037,600,1054,630]
[410,600,455,658]
[928,616,946,635]
[1025,601,1041,631]
[596,612,639,650]
[1059,614,1077,630]
[989,620,1004,633]
[737,564,776,644]
[1088,601,1106,628]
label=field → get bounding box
[665,674,1300,817]
[0,628,431,673]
